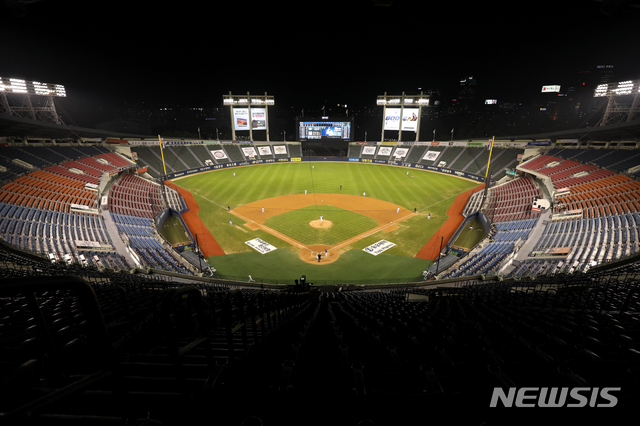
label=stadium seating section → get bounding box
[0,246,638,425]
[0,142,639,424]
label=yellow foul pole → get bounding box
[485,136,495,178]
[158,135,167,176]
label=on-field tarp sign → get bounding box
[363,240,396,256]
[245,238,277,254]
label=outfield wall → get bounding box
[158,156,488,184]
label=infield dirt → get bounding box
[230,193,413,264]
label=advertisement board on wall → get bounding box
[362,146,376,155]
[210,150,227,159]
[234,108,267,130]
[378,146,392,156]
[422,150,441,161]
[393,148,408,158]
[242,147,257,158]
[257,146,272,156]
[541,85,561,93]
[384,108,419,132]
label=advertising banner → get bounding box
[384,108,401,130]
[385,108,419,132]
[363,240,396,256]
[422,150,441,161]
[393,148,408,158]
[541,85,561,93]
[245,238,277,254]
[234,108,249,130]
[273,145,287,154]
[234,108,267,130]
[401,108,419,132]
[378,146,392,156]
[242,147,257,158]
[258,146,272,155]
[210,149,227,160]
[362,146,376,155]
[251,108,266,130]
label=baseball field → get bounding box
[167,161,482,284]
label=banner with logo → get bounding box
[378,146,392,156]
[242,147,257,158]
[363,240,396,256]
[384,108,401,131]
[250,108,266,130]
[401,108,419,132]
[257,146,272,155]
[393,148,408,158]
[273,145,287,155]
[362,146,376,155]
[422,150,441,161]
[384,108,419,132]
[245,238,277,254]
[210,149,227,160]
[234,108,267,130]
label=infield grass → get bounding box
[172,161,479,283]
[265,205,378,246]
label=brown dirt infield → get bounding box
[414,183,485,261]
[309,219,333,229]
[231,193,414,265]
[164,180,225,257]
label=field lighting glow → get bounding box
[0,76,66,97]
[594,79,640,97]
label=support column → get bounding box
[229,91,236,141]
[265,91,270,142]
[247,91,253,142]
[415,91,423,142]
[381,92,386,142]
[398,92,405,143]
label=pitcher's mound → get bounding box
[309,219,333,229]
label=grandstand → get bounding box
[1,116,640,423]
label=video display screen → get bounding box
[299,121,352,141]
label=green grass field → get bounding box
[159,214,191,245]
[265,205,378,246]
[452,218,486,250]
[172,162,479,283]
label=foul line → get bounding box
[229,210,312,252]
[230,209,416,255]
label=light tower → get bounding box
[594,79,640,126]
[0,76,66,124]
[377,92,429,142]
[223,92,274,141]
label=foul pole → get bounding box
[483,136,495,200]
[158,135,168,176]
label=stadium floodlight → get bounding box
[0,76,66,97]
[593,79,640,97]
[0,76,66,124]
[223,91,275,141]
[377,91,430,142]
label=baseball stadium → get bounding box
[1,81,640,426]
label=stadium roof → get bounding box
[0,113,154,140]
[503,119,640,142]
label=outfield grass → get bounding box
[173,162,479,283]
[265,205,378,245]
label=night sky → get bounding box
[2,0,640,121]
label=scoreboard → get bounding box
[298,118,353,141]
